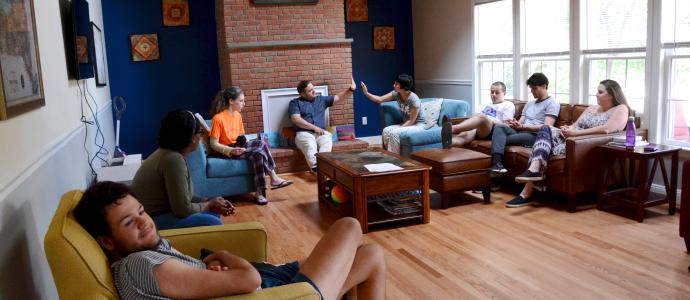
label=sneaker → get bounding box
[441,118,453,149]
[505,195,533,208]
[256,195,269,205]
[515,170,544,182]
[489,162,507,175]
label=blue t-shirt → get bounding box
[288,95,335,132]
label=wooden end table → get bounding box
[596,143,680,222]
[315,149,430,233]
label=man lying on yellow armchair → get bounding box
[72,181,385,300]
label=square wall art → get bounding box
[162,0,190,26]
[346,0,367,22]
[373,26,395,50]
[130,34,160,62]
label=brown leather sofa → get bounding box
[460,100,644,212]
[680,159,690,252]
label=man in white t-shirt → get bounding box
[441,81,516,148]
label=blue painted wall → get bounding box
[102,0,220,156]
[346,0,414,137]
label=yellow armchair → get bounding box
[44,190,320,300]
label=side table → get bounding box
[596,144,680,222]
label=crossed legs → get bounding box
[298,217,386,300]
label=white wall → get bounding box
[0,1,113,298]
[412,0,474,103]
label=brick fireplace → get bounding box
[215,0,354,134]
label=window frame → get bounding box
[660,52,690,148]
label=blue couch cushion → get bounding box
[206,157,254,178]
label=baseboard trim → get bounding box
[0,101,111,200]
[650,183,682,201]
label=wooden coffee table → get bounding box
[315,149,430,233]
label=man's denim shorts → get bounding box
[251,261,323,299]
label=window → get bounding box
[523,0,569,54]
[475,1,512,56]
[667,58,690,144]
[583,0,648,50]
[586,56,646,112]
[582,0,647,112]
[478,60,514,103]
[527,58,570,103]
[661,0,690,147]
[475,0,514,103]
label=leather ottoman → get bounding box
[411,148,491,208]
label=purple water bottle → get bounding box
[625,116,636,149]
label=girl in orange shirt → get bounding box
[209,87,292,205]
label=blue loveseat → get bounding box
[379,98,471,157]
[186,140,256,198]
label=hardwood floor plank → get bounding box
[220,172,690,299]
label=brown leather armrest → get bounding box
[565,134,616,173]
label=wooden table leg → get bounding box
[636,157,648,222]
[353,177,367,233]
[670,151,678,215]
[317,169,324,203]
[422,170,430,224]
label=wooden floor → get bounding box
[224,172,690,299]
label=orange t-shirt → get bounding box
[210,110,245,145]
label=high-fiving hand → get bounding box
[360,81,369,95]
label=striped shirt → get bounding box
[111,239,205,300]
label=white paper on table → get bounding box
[364,163,403,172]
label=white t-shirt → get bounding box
[479,101,516,122]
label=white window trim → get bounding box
[582,55,647,106]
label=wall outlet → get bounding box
[362,116,367,125]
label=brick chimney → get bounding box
[215,0,354,134]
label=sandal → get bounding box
[256,195,268,205]
[270,180,293,190]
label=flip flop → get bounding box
[270,180,293,190]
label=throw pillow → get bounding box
[422,98,443,129]
[336,125,356,141]
[327,126,339,142]
[281,126,296,147]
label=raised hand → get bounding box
[349,76,356,91]
[360,81,369,95]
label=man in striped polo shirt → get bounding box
[74,181,385,300]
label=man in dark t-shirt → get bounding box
[289,77,356,170]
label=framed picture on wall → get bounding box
[252,0,318,4]
[91,22,107,86]
[373,26,395,50]
[162,0,190,26]
[346,0,368,22]
[130,34,161,62]
[0,0,45,120]
[76,36,89,63]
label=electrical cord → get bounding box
[84,80,109,166]
[77,79,110,180]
